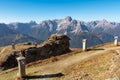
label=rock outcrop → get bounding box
[0,34,70,70]
[23,34,70,63]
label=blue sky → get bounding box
[0,0,120,23]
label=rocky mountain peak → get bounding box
[0,17,120,48]
[102,19,108,22]
[65,16,72,22]
[29,21,37,25]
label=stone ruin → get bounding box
[0,34,70,70]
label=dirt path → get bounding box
[32,46,120,75]
[0,47,7,55]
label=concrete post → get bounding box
[12,43,15,49]
[35,42,37,47]
[82,39,87,51]
[17,57,26,79]
[114,36,118,46]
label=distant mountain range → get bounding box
[0,16,119,47]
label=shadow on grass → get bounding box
[87,48,105,51]
[24,73,64,79]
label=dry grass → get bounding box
[61,50,117,80]
[0,43,39,66]
[0,42,120,80]
[0,48,81,80]
[88,42,119,49]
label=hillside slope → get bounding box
[0,42,120,80]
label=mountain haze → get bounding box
[0,23,39,46]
